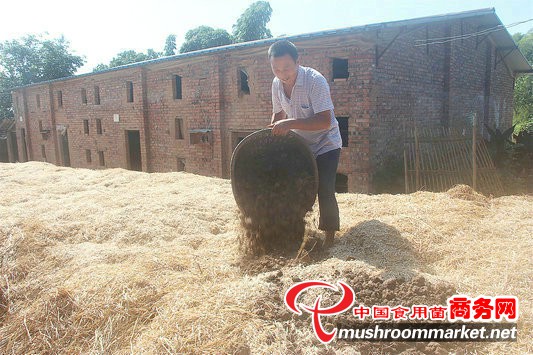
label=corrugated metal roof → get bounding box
[10,7,531,91]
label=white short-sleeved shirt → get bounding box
[272,65,342,157]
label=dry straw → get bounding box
[0,161,531,354]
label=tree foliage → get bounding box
[0,34,84,118]
[93,49,162,72]
[164,34,177,56]
[179,26,233,53]
[232,1,273,43]
[179,1,273,53]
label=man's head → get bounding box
[268,40,299,84]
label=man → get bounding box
[268,40,342,248]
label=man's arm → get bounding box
[289,110,331,130]
[270,110,331,136]
[271,110,287,125]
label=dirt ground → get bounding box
[0,161,531,354]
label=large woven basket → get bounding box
[230,128,318,218]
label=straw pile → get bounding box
[0,162,531,354]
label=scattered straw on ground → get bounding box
[0,162,531,354]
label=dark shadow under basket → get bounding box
[231,128,318,218]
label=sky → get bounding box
[1,0,532,74]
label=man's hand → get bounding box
[268,118,296,136]
[271,110,287,125]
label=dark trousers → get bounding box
[316,148,340,231]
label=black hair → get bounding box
[268,40,298,62]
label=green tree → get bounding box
[92,63,110,72]
[93,49,162,72]
[232,1,273,43]
[164,34,177,56]
[177,1,273,54]
[179,26,232,53]
[513,29,533,134]
[0,34,84,118]
[0,73,15,118]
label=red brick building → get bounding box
[10,8,532,192]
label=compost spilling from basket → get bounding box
[231,129,318,256]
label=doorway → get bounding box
[126,130,142,171]
[0,139,7,162]
[10,131,19,162]
[20,129,28,162]
[59,130,71,167]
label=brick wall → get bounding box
[487,46,515,135]
[146,57,225,176]
[372,22,450,192]
[370,19,515,192]
[448,21,513,135]
[52,70,149,170]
